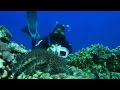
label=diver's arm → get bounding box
[32,39,37,49]
[33,36,49,49]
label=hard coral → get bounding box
[12,49,66,78]
[66,44,120,78]
[8,42,28,53]
[67,44,113,69]
[0,25,12,43]
[0,25,27,79]
[0,40,8,52]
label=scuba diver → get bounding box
[21,11,72,58]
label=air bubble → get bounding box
[66,25,70,27]
[56,21,59,24]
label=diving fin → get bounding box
[21,11,40,40]
[21,25,31,36]
[27,11,37,39]
[21,25,40,40]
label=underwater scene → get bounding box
[0,11,120,79]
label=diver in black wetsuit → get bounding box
[22,11,72,58]
[33,24,72,58]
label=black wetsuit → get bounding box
[32,33,72,54]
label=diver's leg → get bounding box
[32,39,36,49]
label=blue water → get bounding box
[0,11,120,53]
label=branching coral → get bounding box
[66,44,120,79]
[12,49,67,78]
[15,66,96,79]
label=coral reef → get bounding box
[0,25,27,79]
[12,49,67,78]
[0,25,12,43]
[66,44,120,79]
[0,25,120,79]
[15,66,95,79]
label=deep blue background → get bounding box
[0,11,120,53]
